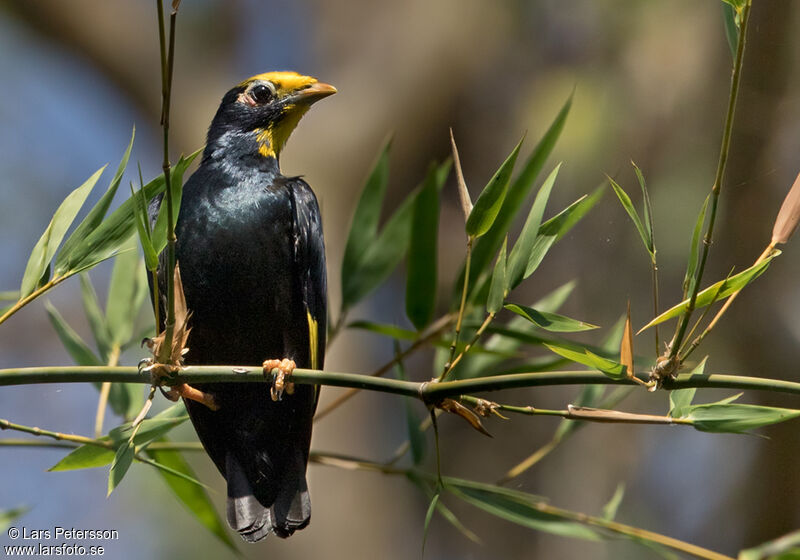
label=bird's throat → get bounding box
[255,104,311,159]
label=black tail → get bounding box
[225,451,311,542]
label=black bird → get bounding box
[150,71,334,541]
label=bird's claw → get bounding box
[263,358,296,401]
[140,358,219,410]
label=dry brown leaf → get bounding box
[450,128,473,223]
[772,171,800,244]
[620,300,634,379]
[439,398,492,437]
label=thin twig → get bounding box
[94,344,121,437]
[442,238,473,381]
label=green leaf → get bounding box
[347,320,418,341]
[487,238,507,314]
[601,483,625,521]
[106,238,145,346]
[505,303,598,332]
[544,343,626,379]
[465,93,572,294]
[393,344,427,465]
[55,129,135,275]
[684,403,800,434]
[669,357,706,417]
[641,251,781,331]
[683,195,709,297]
[146,439,238,551]
[61,150,200,275]
[721,3,738,59]
[406,473,481,544]
[151,153,194,255]
[79,273,112,360]
[739,530,800,560]
[422,491,440,555]
[633,163,655,256]
[406,164,441,330]
[466,136,524,238]
[20,166,106,298]
[0,506,29,531]
[0,290,19,301]
[131,181,159,271]
[507,163,561,288]
[608,176,652,258]
[341,137,392,298]
[107,439,134,495]
[44,301,103,366]
[342,160,450,310]
[49,444,115,471]
[109,404,188,446]
[445,477,600,541]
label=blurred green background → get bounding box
[1,1,800,558]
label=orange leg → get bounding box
[263,358,296,401]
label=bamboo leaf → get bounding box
[601,483,625,521]
[608,176,652,258]
[44,301,103,367]
[342,161,449,310]
[669,357,706,418]
[79,273,112,361]
[450,129,473,222]
[406,164,441,330]
[151,152,194,255]
[406,473,481,544]
[739,530,800,560]
[632,162,655,256]
[507,163,561,288]
[544,343,626,379]
[131,182,159,271]
[641,251,780,332]
[466,136,524,238]
[721,3,738,59]
[684,403,800,434]
[683,196,710,296]
[445,478,600,541]
[394,345,427,465]
[49,443,115,471]
[505,303,598,332]
[146,439,238,551]
[487,238,507,314]
[0,507,29,531]
[107,439,134,496]
[620,302,634,380]
[106,238,142,346]
[771,171,800,245]
[341,138,392,301]
[466,93,572,293]
[348,320,418,341]
[20,166,106,298]
[422,491,440,555]
[55,129,135,275]
[62,150,199,275]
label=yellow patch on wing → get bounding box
[306,309,319,371]
[239,71,318,97]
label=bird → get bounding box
[149,71,334,542]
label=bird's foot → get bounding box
[139,358,219,411]
[263,358,296,402]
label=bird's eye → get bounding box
[250,84,274,104]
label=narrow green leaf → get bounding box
[739,530,800,560]
[544,343,626,379]
[406,473,481,544]
[684,403,800,434]
[106,238,142,345]
[422,492,440,555]
[507,163,561,288]
[62,150,200,275]
[341,138,392,298]
[348,320,417,341]
[601,483,625,521]
[55,129,135,275]
[0,291,19,301]
[721,4,738,60]
[131,183,159,271]
[107,440,134,495]
[632,162,655,255]
[151,152,194,254]
[109,406,188,446]
[505,303,598,332]
[0,506,29,531]
[446,479,600,541]
[406,164,441,330]
[466,93,573,294]
[49,444,115,471]
[146,439,238,551]
[20,166,106,297]
[669,357,707,418]
[44,301,102,366]
[79,273,112,361]
[683,195,710,297]
[487,238,507,314]
[342,160,450,310]
[466,136,524,237]
[608,176,652,258]
[641,251,781,331]
[393,344,427,465]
